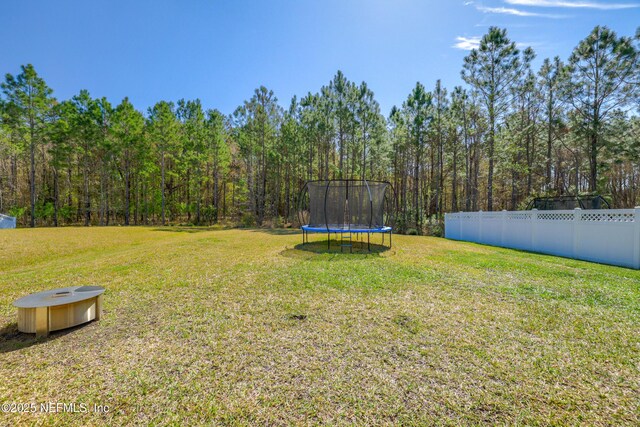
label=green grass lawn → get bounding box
[0,227,638,426]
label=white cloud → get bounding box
[453,36,481,50]
[477,5,565,16]
[452,36,542,51]
[516,41,543,49]
[505,0,639,9]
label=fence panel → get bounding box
[0,214,17,229]
[445,208,640,269]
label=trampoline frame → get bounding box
[297,179,396,251]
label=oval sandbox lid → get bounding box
[13,286,105,308]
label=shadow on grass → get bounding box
[450,240,640,273]
[248,228,301,236]
[152,227,221,233]
[0,322,92,354]
[152,226,302,235]
[280,240,390,260]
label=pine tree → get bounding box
[112,97,145,225]
[462,27,532,210]
[1,64,54,226]
[564,26,640,192]
[148,101,179,225]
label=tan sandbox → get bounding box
[13,286,105,337]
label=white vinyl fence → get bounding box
[445,208,640,269]
[0,214,17,229]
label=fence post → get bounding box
[634,207,640,269]
[501,210,507,246]
[531,209,538,251]
[458,211,463,240]
[444,213,448,238]
[573,208,581,259]
[478,210,483,243]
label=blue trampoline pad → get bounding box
[302,225,392,234]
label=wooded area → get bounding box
[1,26,639,233]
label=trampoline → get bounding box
[526,194,610,210]
[298,179,395,252]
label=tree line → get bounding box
[1,26,639,233]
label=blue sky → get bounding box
[1,0,638,116]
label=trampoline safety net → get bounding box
[307,181,388,229]
[526,195,610,210]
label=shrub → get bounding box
[8,206,27,220]
[429,223,444,237]
[59,205,73,222]
[241,212,255,228]
[273,216,285,228]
